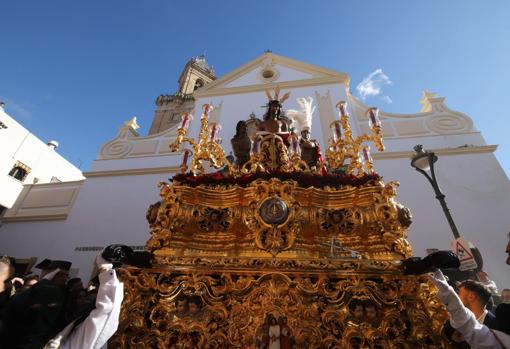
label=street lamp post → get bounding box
[410,144,460,239]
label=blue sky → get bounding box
[1,1,509,175]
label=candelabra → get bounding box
[325,101,385,176]
[170,104,234,175]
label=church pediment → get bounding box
[195,52,349,97]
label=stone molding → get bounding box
[348,91,476,138]
[3,180,84,222]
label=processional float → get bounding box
[111,88,453,348]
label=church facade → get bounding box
[1,53,509,287]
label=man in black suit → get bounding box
[457,280,498,329]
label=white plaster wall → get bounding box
[225,64,313,88]
[376,151,510,289]
[0,108,84,208]
[0,172,169,279]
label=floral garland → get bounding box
[171,171,381,189]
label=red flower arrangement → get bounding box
[171,171,381,189]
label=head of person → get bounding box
[235,120,247,135]
[264,100,282,120]
[457,280,492,311]
[501,288,510,303]
[477,271,489,282]
[36,259,71,287]
[0,256,11,285]
[301,129,311,141]
[364,301,378,322]
[350,299,364,320]
[175,296,188,314]
[188,295,202,315]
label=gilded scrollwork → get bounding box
[111,270,451,348]
[117,96,454,346]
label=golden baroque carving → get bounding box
[111,268,452,348]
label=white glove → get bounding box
[428,269,457,306]
[95,253,113,272]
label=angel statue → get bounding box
[285,97,316,135]
[286,97,323,169]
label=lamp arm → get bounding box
[414,166,436,190]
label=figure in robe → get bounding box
[279,316,292,349]
[299,128,322,170]
[255,88,292,171]
[231,120,252,168]
[268,314,280,349]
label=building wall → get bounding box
[0,107,84,209]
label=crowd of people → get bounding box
[0,250,123,349]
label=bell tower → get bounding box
[148,55,215,135]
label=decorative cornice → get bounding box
[372,145,497,160]
[84,166,181,178]
[2,214,68,222]
[196,52,349,97]
[195,76,347,98]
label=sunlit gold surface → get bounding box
[111,98,454,348]
[111,268,451,348]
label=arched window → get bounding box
[194,79,204,91]
[8,162,30,182]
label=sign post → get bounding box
[451,237,478,271]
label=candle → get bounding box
[362,146,372,163]
[209,123,221,142]
[182,149,191,167]
[336,101,348,117]
[180,113,193,130]
[202,104,213,119]
[289,135,300,156]
[330,121,342,142]
[252,137,260,154]
[367,107,381,128]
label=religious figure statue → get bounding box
[278,316,293,349]
[286,97,315,135]
[230,120,252,168]
[258,89,291,143]
[299,128,322,169]
[268,314,281,349]
[286,96,322,169]
[253,88,292,171]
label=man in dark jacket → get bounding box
[457,280,498,330]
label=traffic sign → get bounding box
[451,237,478,271]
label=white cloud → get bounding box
[356,69,392,101]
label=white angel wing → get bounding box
[286,109,306,133]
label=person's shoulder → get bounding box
[484,310,498,328]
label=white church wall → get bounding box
[376,151,510,289]
[0,107,84,209]
[0,172,171,279]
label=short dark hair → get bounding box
[458,280,492,306]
